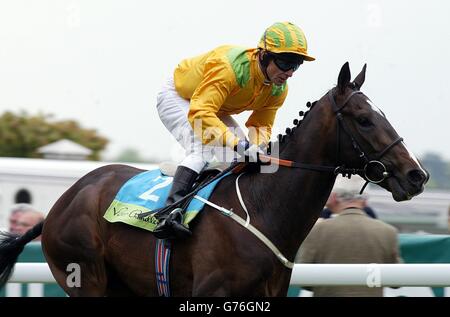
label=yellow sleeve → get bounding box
[188,61,240,148]
[245,86,288,146]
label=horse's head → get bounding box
[325,62,428,201]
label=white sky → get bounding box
[0,0,449,162]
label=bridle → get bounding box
[328,88,403,191]
[260,88,404,193]
[141,88,403,220]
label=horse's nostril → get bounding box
[407,169,427,185]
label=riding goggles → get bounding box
[272,55,303,72]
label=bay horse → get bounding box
[0,63,428,296]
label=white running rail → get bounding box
[8,263,450,287]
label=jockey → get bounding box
[154,22,315,239]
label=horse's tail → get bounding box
[0,221,44,289]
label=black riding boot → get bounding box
[153,166,198,239]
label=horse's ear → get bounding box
[337,62,351,94]
[353,64,367,90]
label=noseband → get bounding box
[260,88,403,193]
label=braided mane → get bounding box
[268,100,318,155]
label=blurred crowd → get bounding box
[7,203,44,240]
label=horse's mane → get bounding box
[245,98,320,211]
[268,100,319,156]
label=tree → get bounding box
[0,111,108,160]
[115,148,144,163]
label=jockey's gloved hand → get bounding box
[234,140,264,163]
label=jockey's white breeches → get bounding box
[156,76,245,173]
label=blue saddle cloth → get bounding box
[103,168,229,231]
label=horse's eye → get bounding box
[357,117,373,127]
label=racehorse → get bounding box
[0,63,428,296]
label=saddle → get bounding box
[158,161,229,211]
[103,161,244,232]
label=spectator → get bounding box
[296,176,401,297]
[8,204,44,240]
[448,205,450,233]
[320,178,377,219]
[9,204,27,234]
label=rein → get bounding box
[260,89,404,193]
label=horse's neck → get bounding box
[245,99,338,260]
